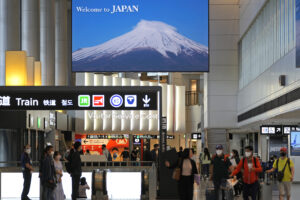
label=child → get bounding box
[78,177,90,199]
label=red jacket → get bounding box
[231,157,262,184]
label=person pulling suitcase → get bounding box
[230,146,262,200]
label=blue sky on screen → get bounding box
[72,0,208,52]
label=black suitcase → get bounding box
[205,187,216,200]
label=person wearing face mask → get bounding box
[266,147,294,200]
[71,141,82,200]
[42,145,56,200]
[231,149,243,197]
[210,144,233,200]
[230,146,262,200]
[53,151,65,200]
[21,145,33,200]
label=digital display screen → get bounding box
[291,131,300,156]
[72,0,209,72]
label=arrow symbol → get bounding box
[143,95,151,104]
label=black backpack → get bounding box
[242,157,258,169]
[65,151,73,174]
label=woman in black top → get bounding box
[179,148,198,200]
[231,149,242,196]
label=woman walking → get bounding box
[53,151,65,200]
[178,148,198,200]
[200,147,211,179]
[230,149,242,196]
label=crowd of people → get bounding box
[21,142,90,200]
[20,141,296,200]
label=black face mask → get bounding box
[280,152,286,157]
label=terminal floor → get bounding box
[2,181,300,200]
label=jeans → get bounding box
[213,179,225,200]
[72,174,81,200]
[21,170,32,200]
[43,186,55,200]
[202,164,210,177]
[243,181,259,200]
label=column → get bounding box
[40,0,55,85]
[55,0,68,85]
[0,0,20,85]
[22,0,40,60]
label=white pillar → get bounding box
[55,0,68,86]
[40,0,55,86]
[22,0,39,60]
[0,0,20,85]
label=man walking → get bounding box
[267,147,294,200]
[230,146,262,200]
[210,144,233,200]
[21,145,33,200]
[71,141,82,200]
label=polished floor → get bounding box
[2,181,300,200]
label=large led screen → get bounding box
[291,131,300,156]
[72,0,209,72]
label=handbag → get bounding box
[194,174,201,185]
[44,181,57,189]
[172,167,181,181]
[277,158,290,182]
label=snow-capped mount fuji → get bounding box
[72,20,208,71]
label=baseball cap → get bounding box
[216,144,223,149]
[280,147,287,152]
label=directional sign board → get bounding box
[191,133,202,140]
[0,86,158,110]
[260,125,282,135]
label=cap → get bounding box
[216,144,223,149]
[280,147,287,152]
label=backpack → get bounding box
[65,151,73,174]
[276,158,291,182]
[242,157,258,169]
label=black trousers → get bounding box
[21,170,32,200]
[179,176,194,200]
[72,174,81,200]
[243,181,259,200]
[213,179,225,200]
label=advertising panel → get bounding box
[75,134,129,161]
[72,0,209,72]
[291,131,300,156]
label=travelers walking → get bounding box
[150,144,159,164]
[200,147,211,179]
[267,147,295,200]
[42,145,56,200]
[166,148,198,200]
[177,146,183,158]
[53,151,65,200]
[78,177,90,199]
[21,145,33,200]
[230,146,262,200]
[71,141,82,200]
[210,144,233,200]
[230,149,242,196]
[102,144,112,161]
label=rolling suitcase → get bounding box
[258,173,272,200]
[205,186,216,200]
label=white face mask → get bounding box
[245,152,252,157]
[26,149,31,154]
[230,153,233,157]
[50,151,54,156]
[216,150,223,155]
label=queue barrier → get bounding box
[0,161,157,200]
